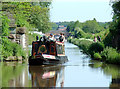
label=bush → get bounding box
[93,53,102,60]
[78,40,93,54]
[2,37,26,59]
[70,38,93,54]
[88,42,104,57]
[101,47,120,64]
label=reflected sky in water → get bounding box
[64,42,111,87]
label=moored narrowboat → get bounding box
[29,36,68,65]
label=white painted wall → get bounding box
[20,34,26,49]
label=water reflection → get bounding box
[2,62,30,87]
[89,60,120,88]
[2,62,65,87]
[29,65,65,87]
[1,42,120,88]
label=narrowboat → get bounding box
[29,36,68,65]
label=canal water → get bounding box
[1,42,120,87]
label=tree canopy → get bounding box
[106,1,120,49]
[82,19,104,33]
[3,2,52,33]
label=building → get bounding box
[57,25,67,31]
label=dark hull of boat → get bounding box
[29,56,68,65]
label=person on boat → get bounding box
[59,33,65,42]
[36,36,39,41]
[62,33,65,42]
[43,35,47,42]
[49,33,55,41]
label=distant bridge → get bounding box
[45,30,69,38]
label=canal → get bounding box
[1,42,120,87]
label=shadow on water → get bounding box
[1,42,120,88]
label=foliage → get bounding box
[82,19,104,33]
[4,2,51,33]
[93,53,102,60]
[103,32,113,47]
[51,22,58,30]
[84,33,93,39]
[66,21,75,32]
[59,21,73,27]
[108,1,120,49]
[66,1,120,64]
[68,38,93,54]
[78,40,93,54]
[98,22,110,29]
[39,2,51,7]
[1,2,52,59]
[69,37,120,65]
[110,1,120,34]
[74,27,86,38]
[2,37,26,59]
[2,15,10,36]
[9,2,32,27]
[93,29,109,41]
[88,42,104,57]
[29,5,51,33]
[74,20,83,28]
[66,19,108,40]
[101,47,120,64]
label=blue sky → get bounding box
[50,0,113,22]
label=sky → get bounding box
[50,0,113,22]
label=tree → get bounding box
[29,5,51,33]
[110,1,120,35]
[66,21,75,32]
[107,1,120,49]
[74,27,86,38]
[4,2,52,33]
[82,19,104,33]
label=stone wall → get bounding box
[8,27,28,50]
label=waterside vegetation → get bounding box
[67,1,120,65]
[1,2,51,61]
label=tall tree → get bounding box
[108,1,120,49]
[3,2,52,33]
[82,19,104,33]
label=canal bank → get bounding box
[68,38,120,65]
[1,42,120,87]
